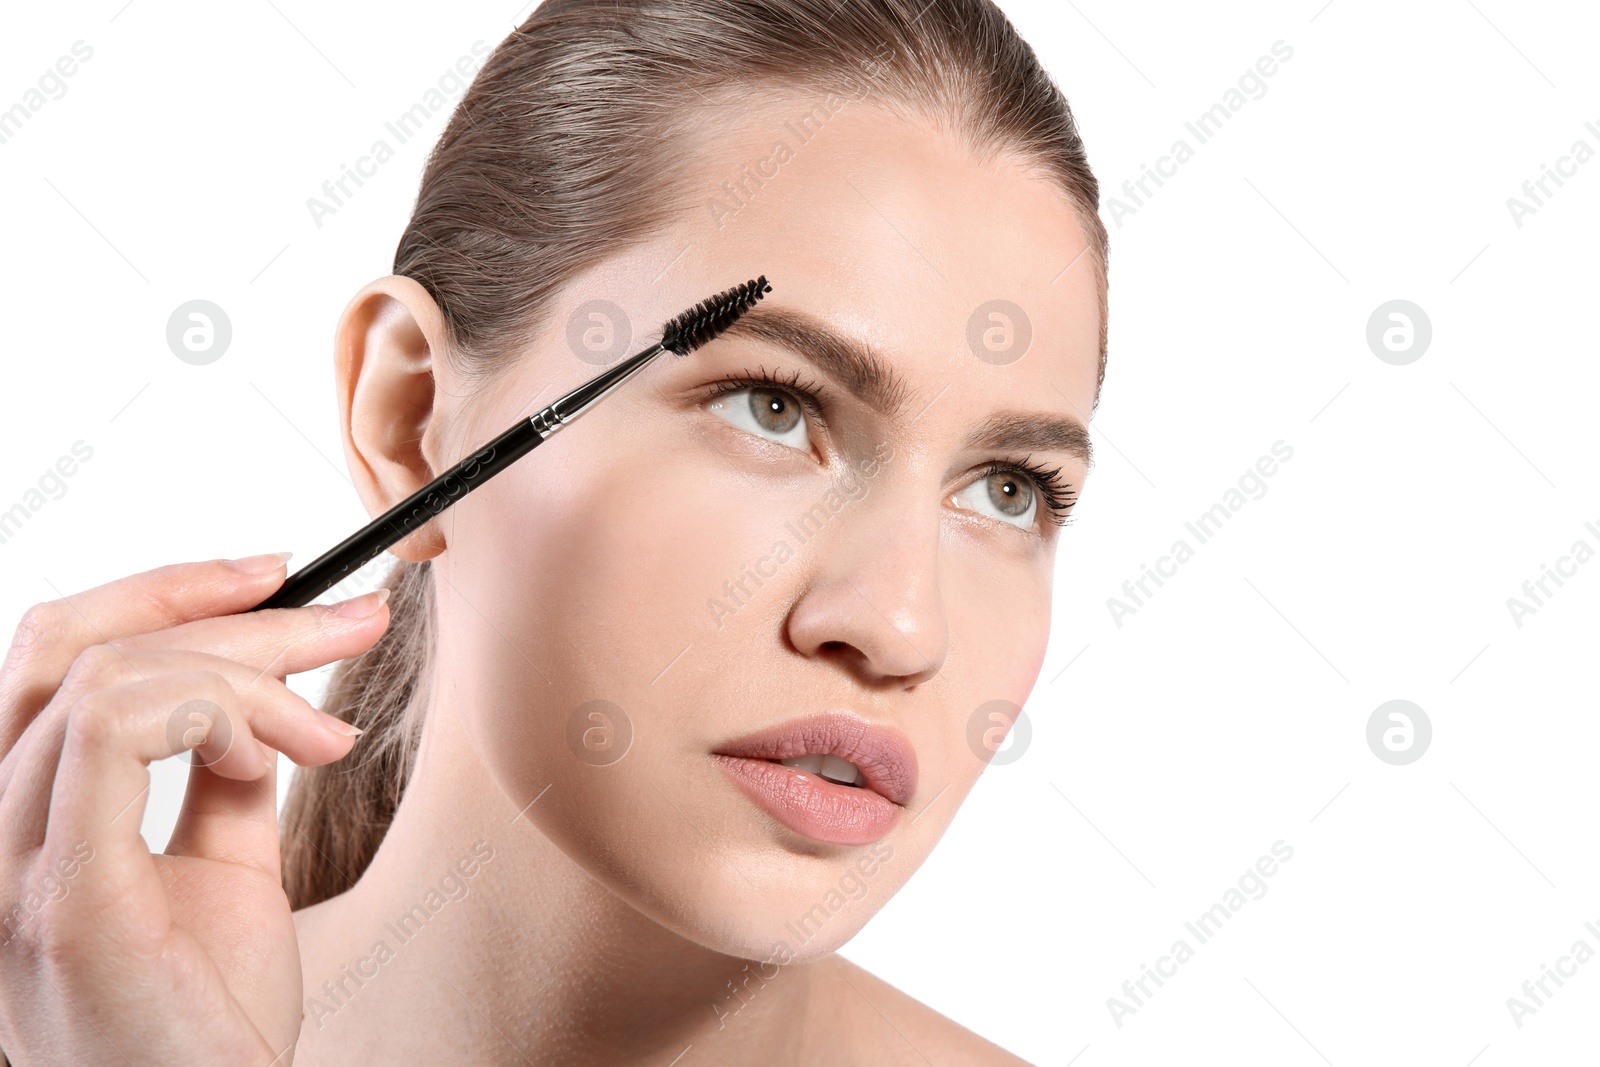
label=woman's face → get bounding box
[427,98,1101,961]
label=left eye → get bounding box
[950,470,1037,530]
[706,386,813,451]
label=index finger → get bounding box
[0,553,293,754]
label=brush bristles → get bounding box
[660,276,771,356]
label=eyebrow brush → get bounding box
[250,276,772,611]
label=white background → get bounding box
[2,2,1596,1064]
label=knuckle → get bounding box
[8,857,88,963]
[6,602,67,666]
[62,696,120,750]
[184,669,233,702]
[32,903,87,973]
[124,575,184,629]
[6,912,50,967]
[60,644,125,694]
[0,900,29,960]
[172,670,238,721]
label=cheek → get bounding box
[929,542,1052,782]
[440,426,808,779]
[947,540,1053,695]
[517,436,799,660]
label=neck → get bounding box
[292,689,820,1066]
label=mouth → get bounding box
[711,711,918,846]
[771,752,870,787]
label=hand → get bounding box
[0,555,391,1065]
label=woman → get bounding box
[0,0,1107,1061]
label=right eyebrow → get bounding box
[712,304,915,419]
[710,303,1093,468]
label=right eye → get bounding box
[706,384,814,453]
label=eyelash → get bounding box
[703,366,1079,531]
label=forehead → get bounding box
[670,97,1103,419]
[532,96,1104,436]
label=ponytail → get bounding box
[280,560,433,909]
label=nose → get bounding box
[783,466,948,689]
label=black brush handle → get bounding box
[251,418,545,610]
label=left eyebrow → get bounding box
[712,303,1093,467]
[962,410,1093,468]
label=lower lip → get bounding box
[712,755,901,846]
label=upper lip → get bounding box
[712,711,919,806]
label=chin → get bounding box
[655,864,888,964]
[533,781,910,963]
[675,831,912,962]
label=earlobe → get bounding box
[334,275,451,562]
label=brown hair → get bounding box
[280,0,1109,910]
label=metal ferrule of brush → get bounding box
[529,340,670,436]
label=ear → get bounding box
[334,275,453,562]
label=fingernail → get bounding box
[331,588,390,618]
[316,708,364,737]
[258,739,277,773]
[228,551,294,575]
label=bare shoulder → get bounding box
[811,954,1035,1066]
